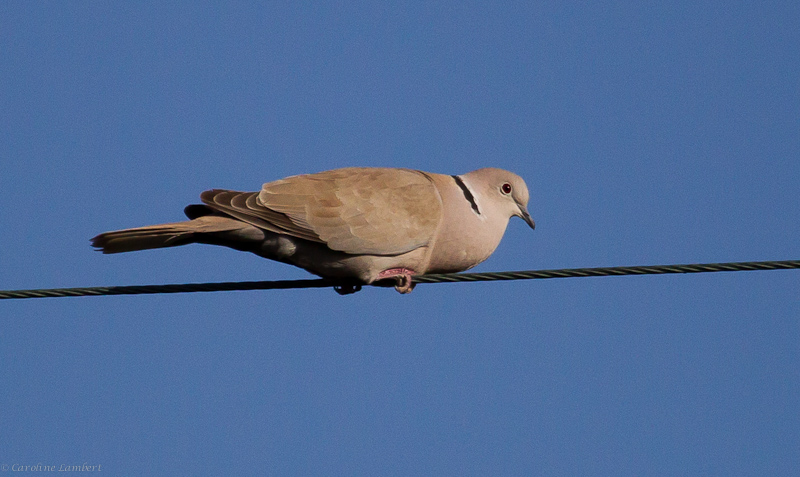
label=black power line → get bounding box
[1,260,798,300]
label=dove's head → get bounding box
[460,168,535,230]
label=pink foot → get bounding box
[378,268,417,294]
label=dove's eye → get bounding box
[501,183,512,194]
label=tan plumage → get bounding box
[92,167,535,294]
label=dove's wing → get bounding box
[201,167,442,256]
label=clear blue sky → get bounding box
[2,2,799,475]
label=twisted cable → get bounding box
[1,260,798,300]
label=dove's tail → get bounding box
[91,215,256,254]
[91,221,199,253]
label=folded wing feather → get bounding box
[200,167,442,256]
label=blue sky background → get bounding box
[1,2,799,475]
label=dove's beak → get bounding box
[518,207,535,230]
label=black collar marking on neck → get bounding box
[452,175,481,215]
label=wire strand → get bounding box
[1,259,798,300]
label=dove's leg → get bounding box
[377,268,417,294]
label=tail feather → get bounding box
[91,221,199,254]
[91,216,253,254]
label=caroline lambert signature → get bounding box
[1,463,102,472]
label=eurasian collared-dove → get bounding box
[92,167,535,294]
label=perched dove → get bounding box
[92,167,535,294]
